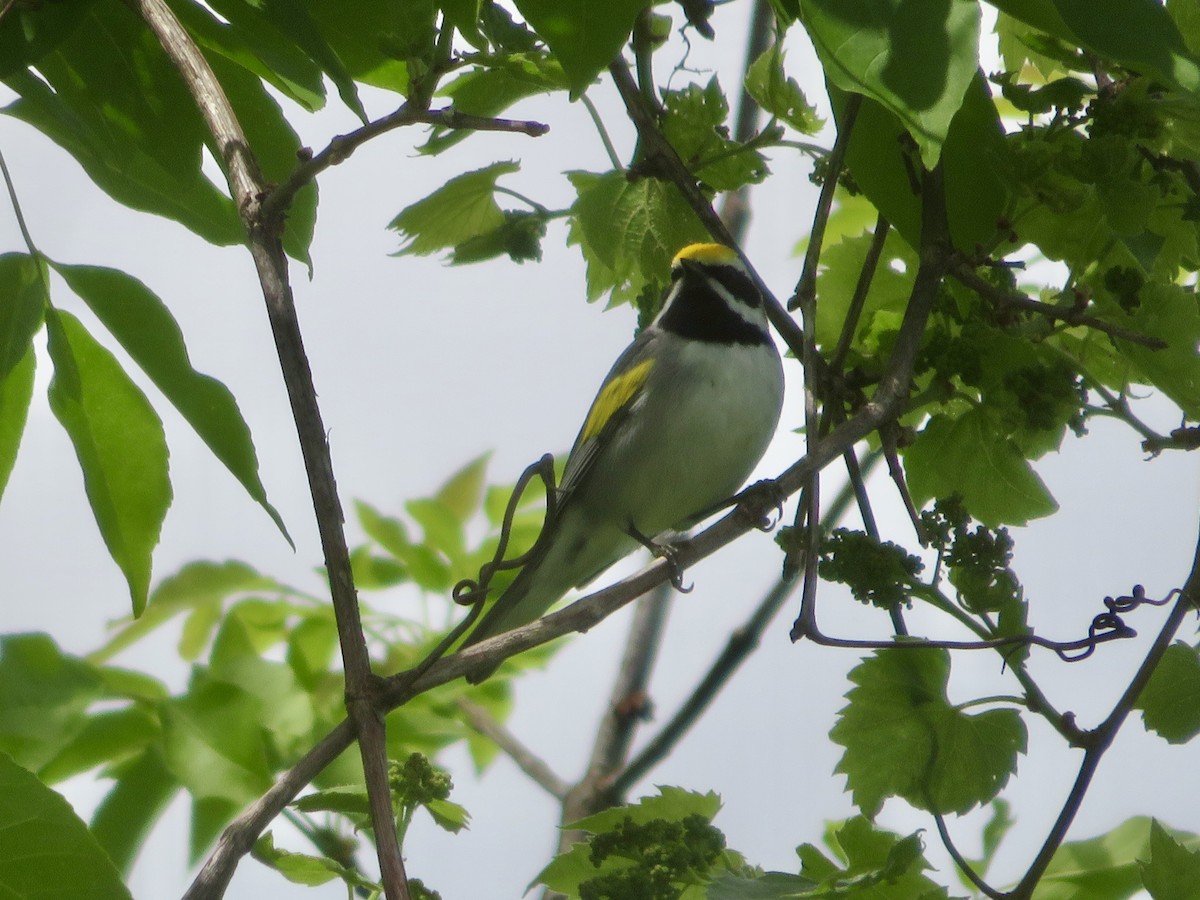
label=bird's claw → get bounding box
[737,479,785,531]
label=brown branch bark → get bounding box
[129,1,408,896]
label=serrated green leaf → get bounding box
[1134,642,1200,744]
[745,46,823,134]
[0,752,133,900]
[566,786,722,834]
[53,262,290,545]
[904,409,1058,526]
[0,634,103,772]
[46,309,171,614]
[801,0,981,167]
[1038,817,1200,899]
[567,169,708,304]
[90,749,179,875]
[513,0,648,96]
[662,78,769,192]
[813,229,916,353]
[1140,820,1200,900]
[831,649,1026,817]
[389,161,520,256]
[706,871,819,899]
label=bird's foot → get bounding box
[625,522,693,593]
[736,479,785,531]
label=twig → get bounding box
[790,92,862,312]
[264,105,549,220]
[611,576,797,794]
[560,584,674,849]
[829,213,890,374]
[130,1,408,896]
[952,261,1168,350]
[606,59,808,364]
[1009,579,1197,897]
[933,812,1007,900]
[456,698,569,799]
[717,0,774,240]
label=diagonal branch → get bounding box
[456,698,570,799]
[130,2,408,897]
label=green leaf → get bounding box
[163,0,326,112]
[45,308,171,614]
[293,785,371,816]
[253,831,379,890]
[208,54,317,267]
[0,634,103,772]
[1122,282,1200,420]
[355,499,412,557]
[904,409,1059,526]
[161,673,273,805]
[745,46,823,134]
[567,169,708,304]
[0,253,44,380]
[662,78,769,192]
[436,453,490,519]
[513,0,649,97]
[245,0,367,122]
[425,797,471,833]
[52,262,290,545]
[800,0,981,167]
[2,5,243,248]
[1038,817,1199,899]
[90,560,283,663]
[794,817,946,897]
[706,871,819,899]
[388,161,520,256]
[407,497,466,560]
[1048,0,1200,93]
[831,648,1026,817]
[1141,820,1200,900]
[0,346,35,506]
[0,252,43,504]
[422,51,565,154]
[304,0,436,95]
[0,0,99,77]
[1135,642,1200,744]
[38,706,160,784]
[90,749,179,876]
[0,752,133,900]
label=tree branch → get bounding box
[456,698,570,799]
[264,106,549,220]
[559,584,674,850]
[951,261,1168,350]
[130,2,408,896]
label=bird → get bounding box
[461,242,785,682]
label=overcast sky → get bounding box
[2,6,1199,898]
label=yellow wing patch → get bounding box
[581,359,655,442]
[673,242,737,266]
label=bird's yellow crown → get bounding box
[672,242,738,267]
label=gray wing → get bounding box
[557,328,660,502]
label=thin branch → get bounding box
[1009,572,1198,898]
[933,812,1007,900]
[580,93,623,171]
[606,58,808,364]
[130,1,407,896]
[0,148,40,257]
[264,105,549,219]
[560,584,674,850]
[456,698,569,799]
[717,0,774,241]
[791,92,862,312]
[952,261,1168,350]
[829,213,890,374]
[611,576,797,794]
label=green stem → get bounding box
[580,93,623,170]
